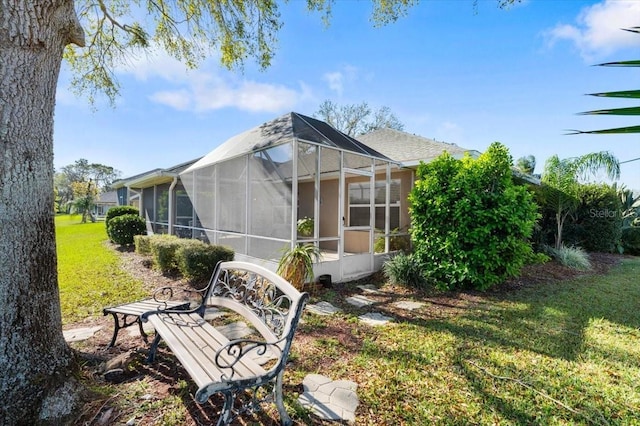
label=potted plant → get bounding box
[276,243,320,291]
[296,217,314,237]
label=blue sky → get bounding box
[54,0,640,189]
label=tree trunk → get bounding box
[0,1,85,423]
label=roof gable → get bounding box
[184,112,394,174]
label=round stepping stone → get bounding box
[358,312,393,326]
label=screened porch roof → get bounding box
[182,112,395,174]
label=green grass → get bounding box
[59,217,640,424]
[56,214,147,324]
[295,259,640,425]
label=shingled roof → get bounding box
[357,128,480,167]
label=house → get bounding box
[93,190,118,217]
[114,112,478,282]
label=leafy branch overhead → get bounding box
[569,26,640,135]
[64,0,523,105]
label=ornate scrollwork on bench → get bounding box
[210,268,293,337]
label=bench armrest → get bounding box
[139,286,206,321]
[214,338,285,379]
[151,285,207,303]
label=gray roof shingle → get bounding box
[357,128,479,166]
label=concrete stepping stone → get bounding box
[216,321,253,340]
[247,348,277,366]
[358,312,393,326]
[63,326,103,342]
[392,300,426,311]
[298,374,359,422]
[357,284,382,294]
[204,307,225,321]
[345,294,375,308]
[306,301,342,316]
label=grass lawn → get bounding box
[58,218,640,424]
[290,260,640,425]
[56,214,147,324]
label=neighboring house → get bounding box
[93,190,118,217]
[114,112,480,282]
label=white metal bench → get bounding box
[141,261,309,426]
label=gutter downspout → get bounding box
[168,176,178,236]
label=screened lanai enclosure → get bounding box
[157,112,403,282]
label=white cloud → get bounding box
[323,72,344,95]
[544,0,640,60]
[322,65,359,96]
[116,51,307,113]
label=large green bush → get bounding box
[409,142,539,291]
[175,239,234,283]
[621,227,640,255]
[563,184,622,253]
[107,214,146,245]
[105,205,139,229]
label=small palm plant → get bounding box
[276,243,321,291]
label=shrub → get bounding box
[107,214,146,245]
[546,245,591,270]
[149,234,182,274]
[134,234,153,256]
[382,252,427,289]
[409,142,539,291]
[105,205,139,229]
[621,227,640,255]
[563,184,622,253]
[175,240,234,283]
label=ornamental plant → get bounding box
[107,213,146,246]
[409,142,539,291]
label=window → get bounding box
[349,179,400,229]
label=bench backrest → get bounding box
[202,261,308,353]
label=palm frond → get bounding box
[566,125,640,135]
[587,90,640,99]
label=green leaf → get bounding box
[566,125,640,135]
[579,106,640,116]
[595,60,640,67]
[587,90,640,99]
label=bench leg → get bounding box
[274,371,292,426]
[146,334,162,363]
[137,318,149,344]
[106,312,122,348]
[216,392,234,426]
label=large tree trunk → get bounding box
[0,1,84,423]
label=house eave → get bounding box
[125,171,178,188]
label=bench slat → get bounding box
[148,313,266,390]
[105,299,189,316]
